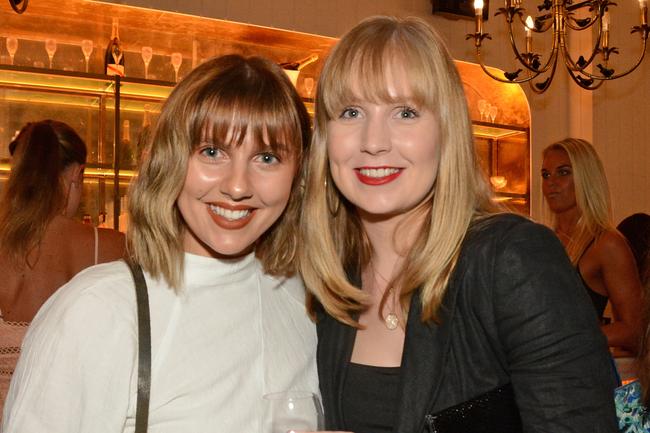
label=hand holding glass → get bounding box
[263,391,323,433]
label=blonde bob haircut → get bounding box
[542,138,613,264]
[298,16,496,326]
[128,55,310,289]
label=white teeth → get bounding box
[359,168,399,178]
[209,205,251,221]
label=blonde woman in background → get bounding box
[300,16,618,433]
[0,120,125,413]
[541,138,642,353]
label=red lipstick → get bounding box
[355,167,402,185]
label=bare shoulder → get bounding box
[589,228,637,271]
[96,227,126,262]
[595,229,632,254]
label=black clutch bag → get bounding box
[424,384,523,433]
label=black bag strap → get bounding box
[126,260,151,433]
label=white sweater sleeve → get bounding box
[2,268,138,433]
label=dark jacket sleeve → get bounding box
[490,219,618,432]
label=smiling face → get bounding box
[326,64,441,220]
[177,128,297,258]
[541,147,578,215]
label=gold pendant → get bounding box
[385,313,399,330]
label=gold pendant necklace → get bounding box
[370,262,400,331]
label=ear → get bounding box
[75,164,86,183]
[70,163,84,184]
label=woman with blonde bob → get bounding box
[299,16,618,433]
[3,55,318,432]
[541,138,642,352]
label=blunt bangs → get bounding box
[185,60,303,160]
[320,28,439,121]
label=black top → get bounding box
[341,362,400,433]
[316,214,619,433]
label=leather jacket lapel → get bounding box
[394,277,461,433]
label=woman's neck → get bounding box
[554,208,581,244]
[360,210,425,277]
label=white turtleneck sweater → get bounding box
[2,253,318,433]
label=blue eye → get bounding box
[257,152,280,164]
[197,144,225,161]
[398,106,419,119]
[340,107,360,119]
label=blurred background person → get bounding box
[0,120,125,412]
[616,259,650,431]
[541,138,642,354]
[617,213,650,294]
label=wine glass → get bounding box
[263,391,323,433]
[6,37,18,65]
[478,99,488,121]
[488,104,498,123]
[170,52,182,83]
[303,77,315,99]
[45,38,57,69]
[141,46,153,79]
[81,39,93,73]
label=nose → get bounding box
[220,160,253,201]
[360,113,391,155]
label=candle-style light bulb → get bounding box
[525,16,534,53]
[474,0,484,15]
[601,11,610,49]
[474,0,484,36]
[602,11,610,31]
[639,0,648,9]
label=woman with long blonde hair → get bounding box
[541,138,642,352]
[300,16,618,433]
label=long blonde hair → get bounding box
[128,55,311,289]
[298,16,496,326]
[542,138,613,264]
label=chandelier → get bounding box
[466,0,650,93]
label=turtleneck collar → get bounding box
[182,251,257,287]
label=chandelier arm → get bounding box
[558,26,602,72]
[528,46,561,94]
[474,49,541,84]
[574,37,648,81]
[566,66,606,90]
[504,18,555,74]
[564,0,610,31]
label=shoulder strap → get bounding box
[126,260,151,433]
[93,226,99,265]
[577,237,597,265]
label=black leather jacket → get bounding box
[316,214,619,433]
